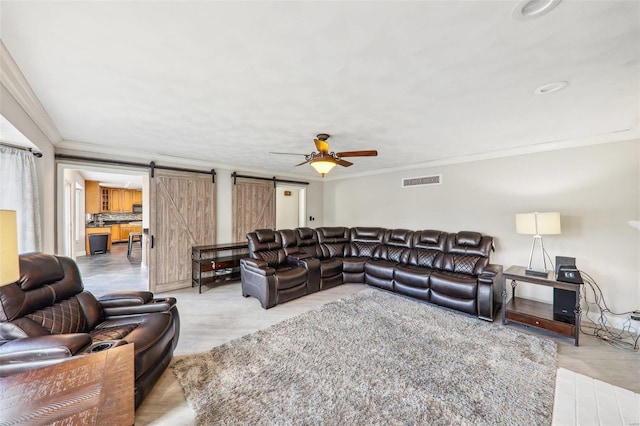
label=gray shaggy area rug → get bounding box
[173,288,557,425]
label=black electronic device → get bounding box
[553,288,577,322]
[553,256,582,323]
[555,256,583,284]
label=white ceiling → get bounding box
[1,1,638,179]
[78,170,144,190]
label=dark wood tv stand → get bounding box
[192,242,249,293]
[502,265,582,346]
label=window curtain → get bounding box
[0,145,42,253]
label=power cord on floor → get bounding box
[578,270,639,351]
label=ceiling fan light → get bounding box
[310,160,336,177]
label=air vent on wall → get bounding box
[402,174,442,188]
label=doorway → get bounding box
[56,162,149,296]
[276,185,306,229]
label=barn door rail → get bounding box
[55,154,216,182]
[231,172,309,186]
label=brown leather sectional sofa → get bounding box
[241,227,503,321]
[0,252,180,408]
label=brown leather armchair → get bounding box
[241,229,319,309]
[0,252,180,408]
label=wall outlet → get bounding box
[631,311,640,321]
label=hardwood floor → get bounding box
[76,256,640,425]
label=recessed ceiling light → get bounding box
[534,81,568,95]
[512,0,562,20]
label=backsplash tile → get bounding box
[96,213,142,222]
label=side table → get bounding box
[0,343,134,424]
[502,265,581,346]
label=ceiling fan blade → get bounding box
[335,159,353,167]
[336,150,378,158]
[270,152,307,156]
[295,160,311,167]
[315,139,329,154]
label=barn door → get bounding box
[232,178,275,243]
[149,170,216,293]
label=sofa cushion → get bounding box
[18,253,65,291]
[409,249,443,269]
[273,265,307,290]
[365,259,396,290]
[26,297,87,335]
[442,254,489,275]
[95,313,174,380]
[295,228,321,257]
[430,271,477,299]
[322,242,348,258]
[320,258,342,278]
[317,227,350,242]
[365,259,396,280]
[350,241,381,257]
[350,227,384,257]
[413,230,448,251]
[394,264,431,289]
[342,257,368,273]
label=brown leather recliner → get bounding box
[0,252,180,408]
[241,229,319,309]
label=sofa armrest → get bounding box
[286,253,312,261]
[477,264,503,322]
[99,291,178,317]
[0,334,92,376]
[98,291,154,307]
[0,334,91,357]
[287,254,320,293]
[240,258,275,275]
[479,264,501,278]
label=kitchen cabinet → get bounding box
[101,188,110,212]
[122,190,133,212]
[111,189,122,212]
[109,189,136,213]
[119,224,142,242]
[88,185,141,213]
[85,180,101,214]
[111,224,122,242]
[132,190,142,205]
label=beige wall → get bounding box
[323,140,640,320]
[0,85,56,253]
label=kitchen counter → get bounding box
[87,221,143,227]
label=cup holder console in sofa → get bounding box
[0,252,180,408]
[241,227,503,321]
[85,339,127,353]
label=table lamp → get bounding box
[0,210,20,286]
[515,211,561,276]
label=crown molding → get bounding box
[0,40,63,144]
[55,139,325,182]
[322,128,640,182]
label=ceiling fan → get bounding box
[271,133,378,177]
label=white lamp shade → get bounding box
[0,210,20,286]
[516,212,561,235]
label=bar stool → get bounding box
[127,232,143,257]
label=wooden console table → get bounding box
[0,343,134,425]
[502,265,582,346]
[192,242,249,293]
